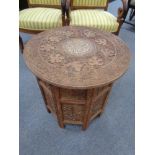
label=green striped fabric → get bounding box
[73,0,107,7]
[70,10,119,32]
[29,0,60,5]
[19,8,62,31]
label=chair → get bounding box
[124,0,135,25]
[65,0,128,35]
[19,0,66,52]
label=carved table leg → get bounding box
[99,83,113,116]
[82,89,95,130]
[52,87,64,128]
[37,78,51,113]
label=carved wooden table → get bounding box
[23,26,130,130]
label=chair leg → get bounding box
[19,35,24,53]
[124,8,129,22]
[66,18,70,26]
[65,0,70,26]
[114,18,124,35]
[129,9,135,21]
[62,15,66,26]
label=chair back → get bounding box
[71,0,109,10]
[27,0,61,8]
[129,0,135,8]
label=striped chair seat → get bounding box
[19,8,62,31]
[70,10,119,32]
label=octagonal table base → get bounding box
[37,78,113,130]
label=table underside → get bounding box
[37,78,113,130]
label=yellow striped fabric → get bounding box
[70,10,119,32]
[29,0,60,5]
[73,0,107,7]
[19,8,62,31]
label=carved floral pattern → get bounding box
[88,56,104,66]
[50,54,64,64]
[66,61,84,72]
[40,44,55,51]
[83,30,96,37]
[54,30,74,37]
[24,26,130,89]
[108,50,116,57]
[63,38,95,57]
[48,36,62,42]
[95,39,107,45]
[39,29,116,75]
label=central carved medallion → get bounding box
[62,38,96,57]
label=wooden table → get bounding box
[23,26,130,130]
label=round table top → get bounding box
[24,26,130,89]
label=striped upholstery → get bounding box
[72,0,107,7]
[70,10,119,32]
[29,0,60,5]
[19,8,62,31]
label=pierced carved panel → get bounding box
[60,88,86,101]
[63,104,85,122]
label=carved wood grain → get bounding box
[24,26,130,130]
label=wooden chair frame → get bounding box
[19,0,67,53]
[64,0,128,35]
